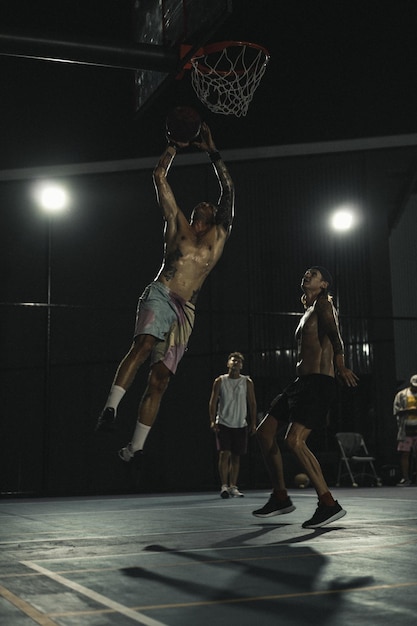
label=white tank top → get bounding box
[216,374,248,428]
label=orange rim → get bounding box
[194,40,269,57]
[190,40,270,76]
[191,41,269,77]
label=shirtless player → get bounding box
[95,123,234,463]
[253,266,358,528]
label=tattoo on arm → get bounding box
[213,160,235,232]
[216,190,234,231]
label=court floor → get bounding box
[0,486,416,625]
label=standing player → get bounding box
[393,375,417,486]
[209,352,257,498]
[253,266,358,528]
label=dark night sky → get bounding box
[1,0,417,169]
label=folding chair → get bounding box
[335,432,382,487]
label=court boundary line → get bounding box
[36,580,417,618]
[13,529,417,621]
[2,517,416,551]
[13,563,417,619]
[21,560,168,626]
[126,580,417,611]
[0,582,59,626]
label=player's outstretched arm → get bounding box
[153,144,180,220]
[193,123,235,236]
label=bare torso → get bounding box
[155,212,226,304]
[295,302,336,377]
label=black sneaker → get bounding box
[95,407,116,432]
[396,478,412,487]
[252,494,295,518]
[302,500,346,528]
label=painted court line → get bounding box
[0,525,258,546]
[129,580,417,611]
[21,560,167,626]
[0,582,59,626]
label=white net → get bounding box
[190,42,269,117]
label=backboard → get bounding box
[132,0,232,114]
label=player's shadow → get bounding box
[212,523,343,548]
[142,524,343,554]
[121,539,369,624]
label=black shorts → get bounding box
[268,374,336,430]
[216,424,248,456]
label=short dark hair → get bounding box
[228,351,244,362]
[310,265,333,290]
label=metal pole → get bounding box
[0,33,179,72]
[42,216,52,494]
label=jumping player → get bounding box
[96,123,234,465]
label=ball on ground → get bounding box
[294,473,310,488]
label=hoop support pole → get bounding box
[0,32,179,72]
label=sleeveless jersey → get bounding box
[216,374,248,428]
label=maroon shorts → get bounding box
[216,424,248,456]
[397,436,417,453]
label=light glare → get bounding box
[331,209,354,231]
[34,182,69,214]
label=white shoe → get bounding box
[229,486,244,497]
[220,485,230,499]
[118,443,135,462]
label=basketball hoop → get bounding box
[189,41,270,117]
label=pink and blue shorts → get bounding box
[134,281,195,374]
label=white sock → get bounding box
[130,422,151,452]
[105,385,126,413]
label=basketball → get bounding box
[166,106,202,143]
[294,473,310,488]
